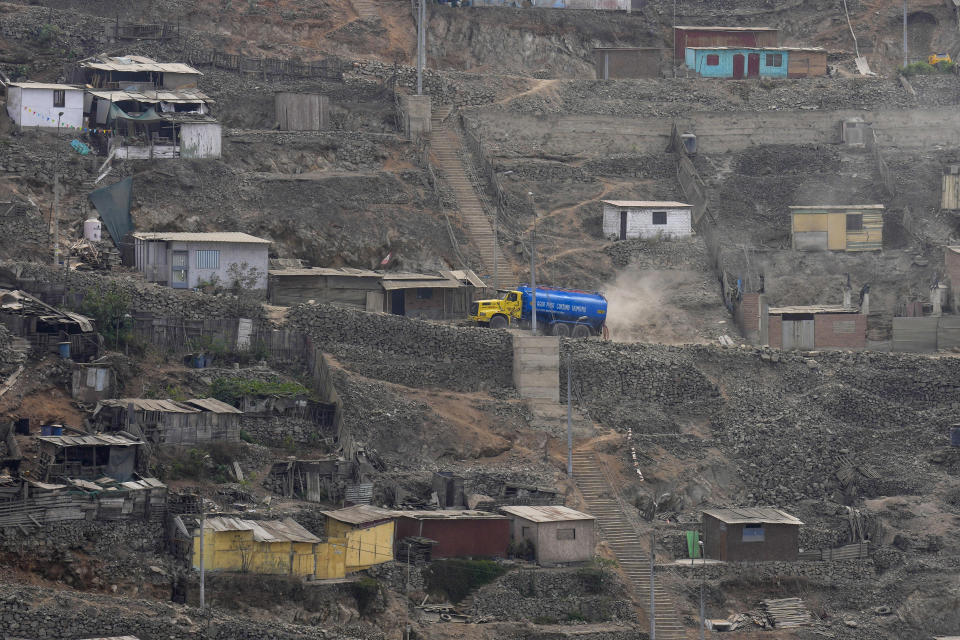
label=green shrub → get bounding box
[899,61,955,76]
[423,558,509,603]
[80,282,132,348]
[208,376,312,405]
[239,430,254,444]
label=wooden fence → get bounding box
[185,49,346,81]
[113,21,179,40]
[798,542,869,561]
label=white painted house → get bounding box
[4,82,84,130]
[131,232,270,291]
[602,200,693,240]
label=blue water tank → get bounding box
[57,341,71,359]
[951,426,960,447]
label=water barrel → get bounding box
[83,218,102,242]
[57,341,71,359]
[51,425,64,436]
[681,133,697,154]
[41,424,53,436]
[951,426,960,447]
[192,355,205,369]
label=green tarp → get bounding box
[109,104,164,123]
[686,530,701,559]
[88,177,133,247]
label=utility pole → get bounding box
[566,352,573,476]
[672,0,677,78]
[903,0,908,68]
[52,112,63,267]
[416,0,424,95]
[199,498,205,611]
[529,194,537,334]
[699,539,705,640]
[493,213,499,291]
[650,532,656,640]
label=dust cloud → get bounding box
[602,267,725,345]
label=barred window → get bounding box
[765,53,783,67]
[53,90,65,108]
[556,528,576,540]
[196,249,220,269]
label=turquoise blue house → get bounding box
[685,46,827,79]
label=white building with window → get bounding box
[131,232,270,291]
[601,200,693,241]
[4,82,84,130]
[500,506,595,566]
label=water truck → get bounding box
[469,285,607,338]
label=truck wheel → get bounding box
[552,323,571,337]
[489,315,508,329]
[572,324,591,339]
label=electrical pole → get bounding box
[650,532,656,640]
[199,499,205,611]
[493,213,499,291]
[903,0,908,68]
[416,0,424,95]
[52,112,63,267]
[699,539,705,640]
[529,194,537,334]
[566,352,573,476]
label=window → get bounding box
[706,54,720,66]
[52,90,65,108]
[521,526,531,538]
[765,53,783,67]
[557,528,576,540]
[416,288,433,300]
[846,214,863,231]
[506,292,518,302]
[652,211,667,225]
[195,249,220,269]
[742,524,765,542]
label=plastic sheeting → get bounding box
[109,104,164,123]
[106,444,136,482]
[88,177,133,247]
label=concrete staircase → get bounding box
[349,0,380,21]
[429,107,512,289]
[572,450,687,639]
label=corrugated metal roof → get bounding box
[499,506,595,523]
[268,267,382,278]
[184,398,243,414]
[675,26,778,32]
[381,278,462,291]
[132,232,270,244]
[703,507,803,525]
[686,46,827,52]
[87,89,213,104]
[320,504,396,525]
[447,269,487,288]
[7,82,83,90]
[602,200,691,208]
[394,510,508,520]
[202,516,321,542]
[99,398,200,413]
[788,205,885,211]
[36,434,142,447]
[768,305,859,315]
[80,57,202,75]
[948,246,960,255]
[593,47,666,51]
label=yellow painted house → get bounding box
[320,505,396,572]
[790,205,884,252]
[190,516,346,579]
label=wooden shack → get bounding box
[703,507,802,562]
[0,289,100,360]
[790,205,884,252]
[36,433,142,482]
[93,397,242,444]
[275,92,329,131]
[942,164,960,210]
[593,48,664,79]
[674,26,779,60]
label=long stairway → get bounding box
[429,107,513,288]
[349,0,380,21]
[572,450,687,639]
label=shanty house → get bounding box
[702,507,802,562]
[36,433,142,482]
[93,397,242,444]
[267,267,486,320]
[321,505,396,571]
[131,232,270,290]
[394,511,511,559]
[602,200,693,241]
[790,205,884,252]
[183,516,344,578]
[942,164,960,210]
[0,289,100,361]
[685,47,827,79]
[673,26,779,60]
[500,506,595,566]
[275,92,329,131]
[767,305,866,350]
[4,82,84,130]
[945,246,960,312]
[593,48,664,79]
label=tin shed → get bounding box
[500,505,595,566]
[702,507,802,562]
[394,510,510,559]
[321,505,396,571]
[790,205,884,252]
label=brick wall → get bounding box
[814,313,866,349]
[737,293,762,342]
[767,315,782,348]
[945,248,960,312]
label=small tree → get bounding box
[226,262,264,296]
[80,282,133,348]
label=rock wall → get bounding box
[240,416,327,446]
[287,304,513,391]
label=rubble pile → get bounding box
[288,303,514,391]
[473,567,634,623]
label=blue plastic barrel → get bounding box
[57,341,71,359]
[51,425,63,436]
[193,355,205,369]
[951,426,960,447]
[41,424,53,436]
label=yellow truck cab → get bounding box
[469,290,522,329]
[928,53,952,65]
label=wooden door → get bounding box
[733,54,745,79]
[782,318,814,349]
[827,213,847,251]
[747,53,760,78]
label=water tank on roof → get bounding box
[84,218,102,242]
